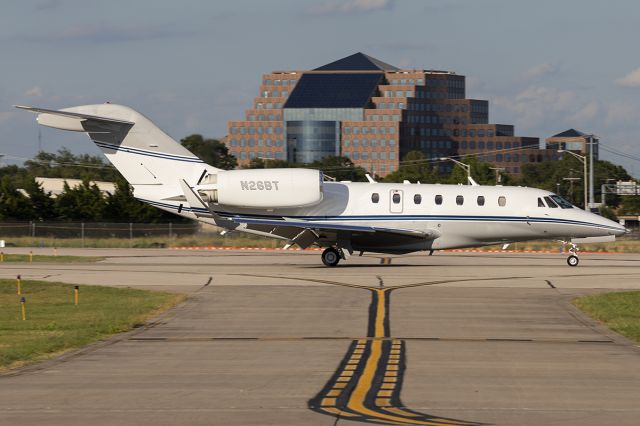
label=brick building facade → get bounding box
[226,53,557,176]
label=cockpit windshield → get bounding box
[550,194,574,209]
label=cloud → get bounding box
[604,101,640,126]
[0,111,13,125]
[492,86,578,129]
[307,0,395,16]
[22,24,194,44]
[568,100,599,124]
[35,0,62,11]
[616,67,640,87]
[521,63,556,81]
[24,86,43,97]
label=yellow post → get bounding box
[21,297,26,321]
[74,286,79,306]
[16,275,21,296]
[29,251,33,263]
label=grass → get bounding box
[0,253,103,263]
[573,291,640,343]
[4,234,283,249]
[0,279,185,371]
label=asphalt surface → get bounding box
[1,248,639,425]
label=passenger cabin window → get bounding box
[498,196,507,207]
[371,193,379,203]
[456,195,464,205]
[544,196,558,208]
[435,195,443,205]
[477,196,485,206]
[414,194,422,204]
[538,197,545,207]
[550,195,573,209]
[392,193,401,204]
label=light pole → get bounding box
[440,157,471,185]
[489,167,506,184]
[558,149,587,209]
[585,134,597,210]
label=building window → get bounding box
[477,196,485,206]
[498,196,507,207]
[362,152,369,160]
[371,193,380,203]
[414,194,422,204]
[456,195,464,205]
[435,194,443,205]
[389,152,396,160]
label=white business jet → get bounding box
[17,104,627,267]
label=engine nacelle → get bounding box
[199,168,323,209]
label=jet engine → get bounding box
[196,168,323,209]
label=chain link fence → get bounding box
[0,221,200,247]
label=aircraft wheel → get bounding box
[567,254,579,267]
[321,247,341,267]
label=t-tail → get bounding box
[16,104,218,216]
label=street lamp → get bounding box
[440,157,472,185]
[558,149,587,209]
[489,167,506,184]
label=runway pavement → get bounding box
[1,248,640,425]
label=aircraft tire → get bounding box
[567,254,579,267]
[322,247,341,267]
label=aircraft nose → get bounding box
[612,223,628,237]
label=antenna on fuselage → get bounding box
[365,174,377,183]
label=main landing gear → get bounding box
[321,247,342,267]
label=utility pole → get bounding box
[588,135,596,210]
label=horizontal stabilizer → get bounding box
[15,105,134,126]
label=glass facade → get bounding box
[286,121,339,163]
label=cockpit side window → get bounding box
[538,197,546,207]
[544,196,558,208]
[550,195,573,209]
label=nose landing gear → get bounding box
[567,254,579,267]
[560,241,580,267]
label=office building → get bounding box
[226,53,557,176]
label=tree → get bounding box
[444,156,500,185]
[55,180,107,221]
[24,148,119,181]
[618,196,640,215]
[242,157,291,169]
[383,151,439,183]
[21,177,56,220]
[104,179,187,223]
[519,157,631,207]
[308,156,368,182]
[0,176,35,220]
[180,134,237,170]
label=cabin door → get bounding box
[389,189,404,214]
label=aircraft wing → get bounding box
[229,216,439,248]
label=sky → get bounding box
[1,0,640,176]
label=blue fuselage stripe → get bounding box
[137,198,618,231]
